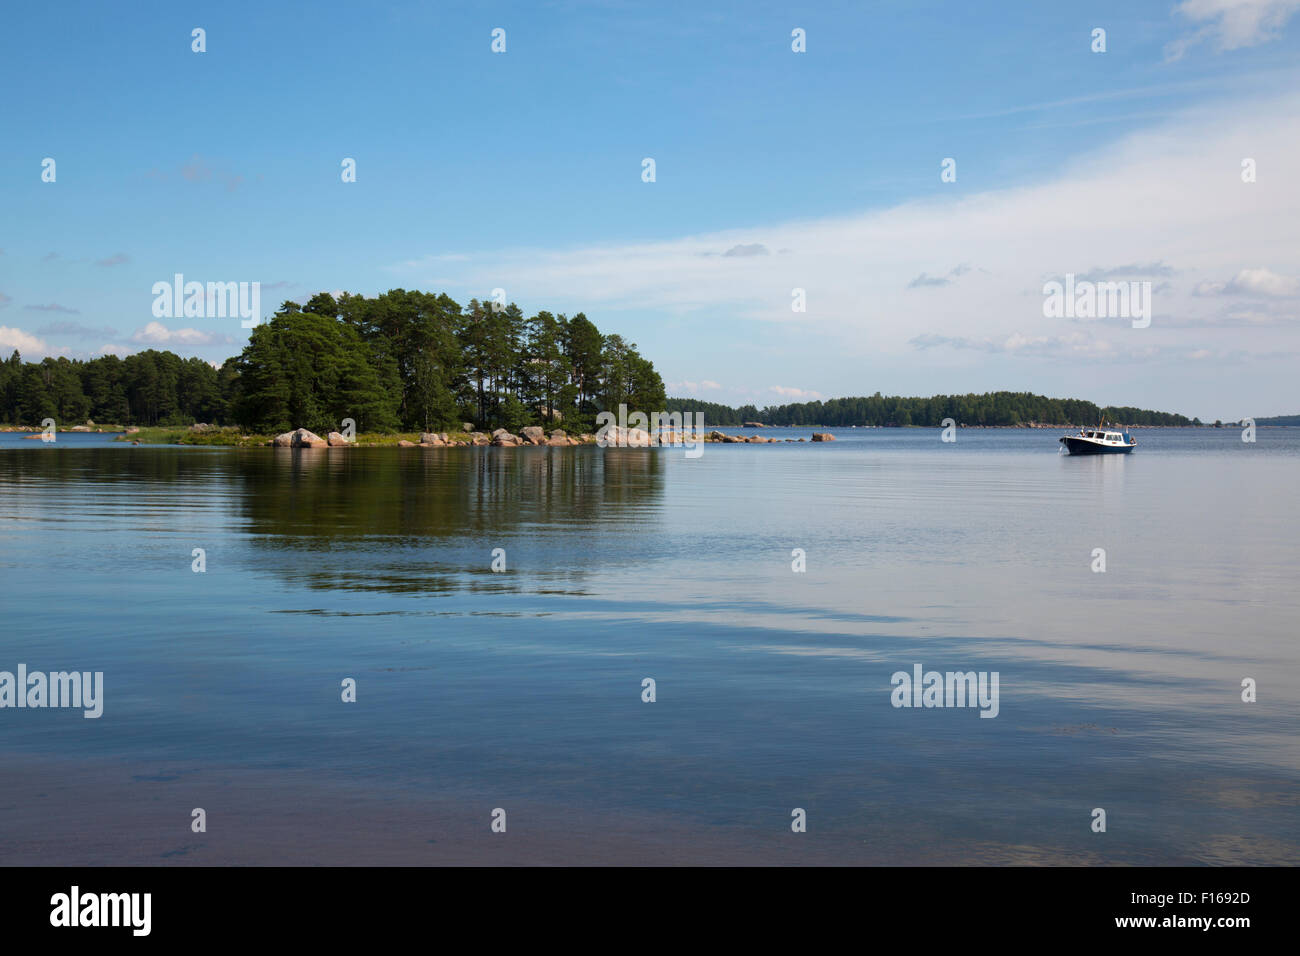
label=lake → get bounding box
[1,427,1296,864]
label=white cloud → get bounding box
[96,344,134,356]
[130,322,222,346]
[770,385,824,399]
[0,326,49,355]
[668,379,723,394]
[1195,267,1300,297]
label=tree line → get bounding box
[0,290,667,433]
[664,392,1195,427]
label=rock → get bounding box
[327,431,349,446]
[86,420,95,426]
[70,425,92,432]
[471,435,490,446]
[189,423,212,432]
[461,422,474,433]
[273,428,328,448]
[125,426,140,434]
[742,421,765,428]
[811,433,835,442]
[549,429,567,441]
[599,425,652,447]
[491,428,510,439]
[419,438,445,447]
[419,433,441,445]
[521,425,546,445]
[492,433,522,446]
[542,407,563,423]
[397,439,416,447]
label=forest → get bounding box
[0,291,667,434]
[663,392,1196,427]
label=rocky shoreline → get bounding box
[267,426,838,448]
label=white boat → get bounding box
[1059,427,1136,455]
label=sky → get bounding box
[2,0,1299,421]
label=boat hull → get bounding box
[1060,437,1134,455]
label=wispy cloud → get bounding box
[95,252,131,267]
[722,243,769,257]
[1075,262,1177,281]
[908,264,971,289]
[37,321,120,339]
[1166,0,1300,60]
[24,303,80,314]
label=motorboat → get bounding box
[1059,426,1136,455]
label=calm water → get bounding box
[1,428,1297,864]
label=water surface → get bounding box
[1,428,1296,864]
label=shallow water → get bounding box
[1,427,1296,864]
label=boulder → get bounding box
[70,425,92,432]
[461,422,474,433]
[491,428,511,439]
[327,431,350,446]
[420,437,445,447]
[549,429,567,441]
[125,426,140,434]
[419,433,442,445]
[471,434,491,446]
[492,433,522,446]
[273,428,328,448]
[599,425,652,447]
[397,439,416,447]
[521,425,546,445]
[189,423,212,432]
[811,433,835,442]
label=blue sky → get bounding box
[3,0,1299,419]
